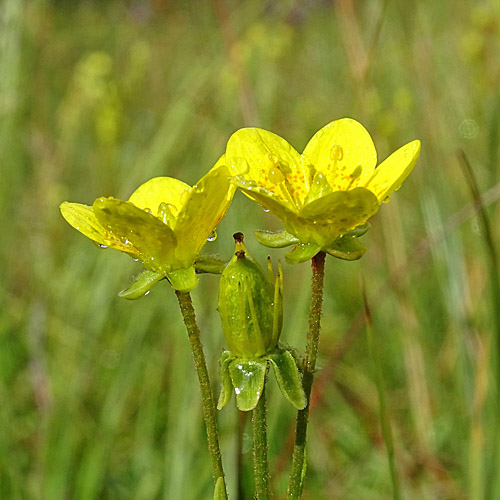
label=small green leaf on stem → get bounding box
[118,269,164,300]
[229,359,267,411]
[285,242,321,264]
[255,229,299,248]
[217,351,234,410]
[269,349,307,409]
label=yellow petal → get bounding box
[93,197,177,271]
[234,176,300,223]
[301,118,377,191]
[128,176,191,216]
[300,187,379,235]
[174,164,234,266]
[365,140,420,202]
[60,201,131,252]
[226,128,309,205]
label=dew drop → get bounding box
[268,167,284,184]
[330,145,344,161]
[263,208,270,213]
[158,202,176,226]
[207,230,217,242]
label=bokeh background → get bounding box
[2,0,500,498]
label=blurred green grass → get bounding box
[1,0,500,498]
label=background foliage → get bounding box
[1,0,500,498]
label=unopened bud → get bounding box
[218,233,283,358]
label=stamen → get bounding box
[330,145,344,168]
[267,154,300,209]
[346,165,363,189]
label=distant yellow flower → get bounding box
[60,158,233,293]
[226,118,420,262]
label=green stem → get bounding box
[287,252,326,499]
[175,291,228,499]
[363,289,402,500]
[252,384,271,500]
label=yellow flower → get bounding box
[226,118,420,263]
[60,158,234,293]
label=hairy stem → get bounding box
[175,291,227,499]
[253,384,271,499]
[287,252,326,498]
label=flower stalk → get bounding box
[175,290,227,499]
[287,251,326,498]
[252,383,271,500]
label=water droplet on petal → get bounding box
[263,208,270,213]
[330,145,344,161]
[207,230,217,242]
[157,202,176,226]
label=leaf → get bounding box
[213,477,227,500]
[166,266,198,292]
[195,254,229,274]
[343,222,371,237]
[118,269,165,300]
[228,358,267,411]
[325,234,367,261]
[255,229,299,248]
[269,349,307,409]
[285,243,321,265]
[217,351,234,410]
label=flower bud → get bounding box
[218,232,283,358]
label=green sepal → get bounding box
[285,242,321,264]
[255,229,299,248]
[344,222,371,237]
[213,477,227,500]
[166,266,199,292]
[269,348,307,409]
[195,254,229,274]
[217,351,234,410]
[324,234,367,261]
[229,358,267,411]
[118,269,165,300]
